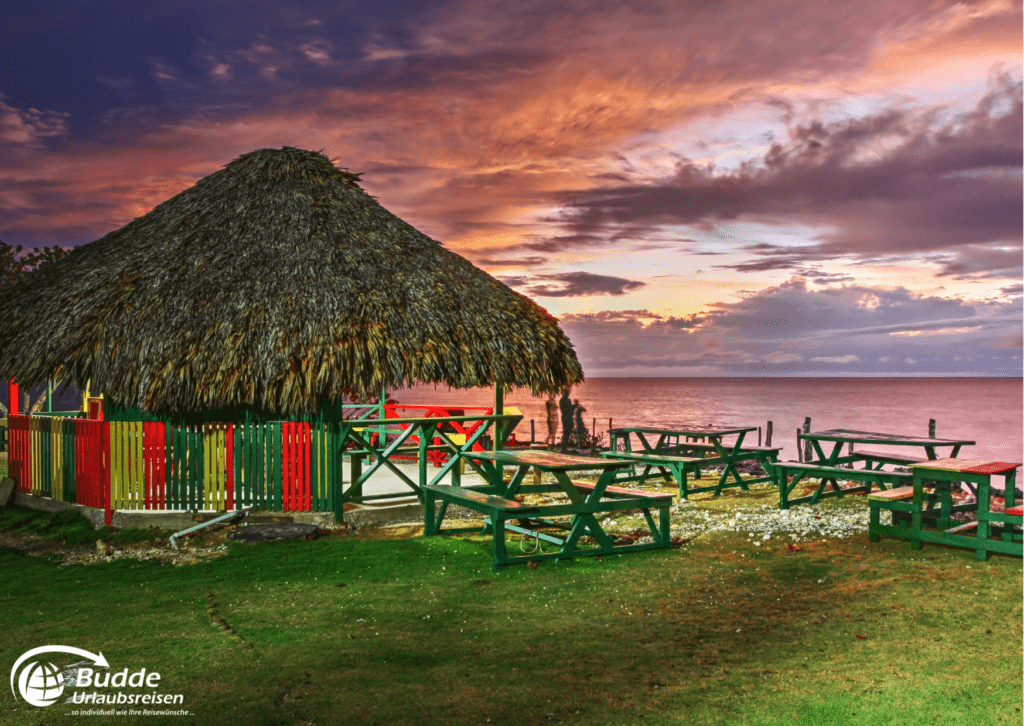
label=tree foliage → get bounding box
[0,240,68,289]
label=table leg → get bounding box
[975,476,991,562]
[492,518,509,568]
[1002,471,1018,543]
[911,475,924,550]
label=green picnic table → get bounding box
[772,429,976,509]
[869,458,1022,560]
[604,425,780,498]
[422,450,672,568]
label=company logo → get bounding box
[11,645,187,715]
[10,646,109,708]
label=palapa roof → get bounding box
[0,147,583,415]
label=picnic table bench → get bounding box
[869,459,1022,560]
[770,429,976,510]
[423,450,672,568]
[605,426,780,499]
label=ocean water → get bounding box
[6,378,1020,465]
[395,378,1024,465]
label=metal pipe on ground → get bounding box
[169,508,252,550]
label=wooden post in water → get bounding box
[802,417,812,462]
[928,419,936,438]
[765,421,773,447]
[796,429,802,462]
[530,419,535,444]
[758,426,762,446]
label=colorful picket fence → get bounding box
[7,415,338,518]
[7,410,519,520]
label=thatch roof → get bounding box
[0,147,583,415]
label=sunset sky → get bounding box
[2,0,1021,377]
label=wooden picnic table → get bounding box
[772,429,977,509]
[604,425,780,498]
[801,429,975,465]
[422,450,672,568]
[869,458,1022,560]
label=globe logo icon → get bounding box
[17,661,65,708]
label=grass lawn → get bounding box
[1,498,1021,726]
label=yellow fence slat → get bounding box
[50,418,63,501]
[110,421,145,510]
[203,424,228,512]
[110,421,123,509]
[29,417,43,496]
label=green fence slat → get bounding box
[63,420,76,503]
[310,425,320,511]
[272,422,282,511]
[40,421,52,498]
[234,424,243,509]
[191,426,202,510]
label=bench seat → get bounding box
[422,485,538,515]
[867,486,916,501]
[944,521,978,534]
[854,449,928,465]
[603,451,704,464]
[772,461,912,509]
[569,480,674,503]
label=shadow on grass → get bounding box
[1,521,1021,726]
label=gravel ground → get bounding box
[602,498,892,546]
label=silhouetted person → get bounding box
[573,399,587,448]
[545,394,558,447]
[559,390,574,453]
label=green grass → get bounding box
[0,505,164,547]
[1,506,1021,726]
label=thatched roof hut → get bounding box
[0,147,583,417]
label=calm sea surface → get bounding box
[395,378,1023,464]
[11,377,1021,464]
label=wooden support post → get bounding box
[928,419,936,438]
[493,382,504,452]
[765,421,773,447]
[493,381,504,483]
[7,381,18,416]
[802,417,812,462]
[796,429,802,462]
[758,426,762,446]
[530,419,535,443]
[45,380,53,413]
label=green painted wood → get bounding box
[271,422,282,512]
[61,419,76,503]
[423,451,670,568]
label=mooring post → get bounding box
[758,426,762,446]
[765,421,773,447]
[928,418,936,438]
[796,429,802,462]
[802,417,812,462]
[530,419,535,444]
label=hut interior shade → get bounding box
[0,146,584,416]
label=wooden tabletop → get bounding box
[910,458,1021,474]
[470,449,630,471]
[802,429,976,447]
[610,425,756,437]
